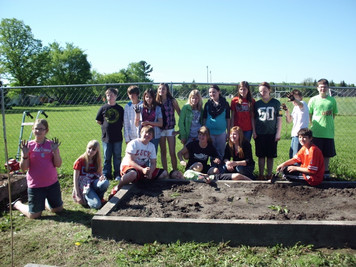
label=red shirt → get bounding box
[73,157,99,180]
[292,144,325,186]
[231,97,255,131]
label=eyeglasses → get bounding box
[34,128,46,131]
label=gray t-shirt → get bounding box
[189,109,201,138]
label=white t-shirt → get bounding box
[121,138,157,168]
[291,100,309,137]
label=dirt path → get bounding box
[110,180,356,221]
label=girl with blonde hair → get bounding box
[178,89,203,145]
[73,140,109,209]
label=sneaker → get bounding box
[115,176,121,181]
[270,174,278,184]
[108,186,118,200]
[258,175,265,180]
[265,174,273,180]
[7,198,21,210]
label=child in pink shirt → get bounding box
[13,119,63,219]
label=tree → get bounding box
[302,78,314,86]
[126,60,153,82]
[339,80,347,87]
[36,42,92,103]
[0,18,50,86]
[46,42,92,85]
[191,80,198,89]
[90,70,129,98]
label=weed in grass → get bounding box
[120,241,163,264]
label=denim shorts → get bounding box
[160,129,175,137]
[28,181,63,213]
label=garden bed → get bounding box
[92,180,356,248]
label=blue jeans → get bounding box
[210,132,226,159]
[102,141,122,179]
[243,130,253,142]
[150,138,160,154]
[28,181,63,213]
[289,136,301,158]
[85,179,109,209]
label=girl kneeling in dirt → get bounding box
[177,126,220,175]
[12,119,63,219]
[109,126,168,199]
[222,126,255,180]
[73,140,109,209]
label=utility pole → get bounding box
[206,66,209,83]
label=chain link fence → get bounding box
[1,82,356,177]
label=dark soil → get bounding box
[0,174,27,210]
[110,180,356,221]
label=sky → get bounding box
[1,0,356,84]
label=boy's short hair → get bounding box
[140,125,154,138]
[317,79,329,87]
[106,88,118,96]
[298,128,313,138]
[291,89,302,97]
[127,85,139,95]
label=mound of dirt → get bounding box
[110,180,356,221]
[0,174,27,209]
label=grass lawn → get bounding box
[1,175,356,266]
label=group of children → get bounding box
[11,79,338,218]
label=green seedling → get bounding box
[268,205,289,215]
[170,193,181,198]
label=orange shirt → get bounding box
[292,144,325,186]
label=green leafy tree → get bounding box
[90,70,128,99]
[126,60,153,82]
[46,42,92,85]
[191,80,198,89]
[44,42,92,103]
[339,80,347,87]
[0,18,50,87]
